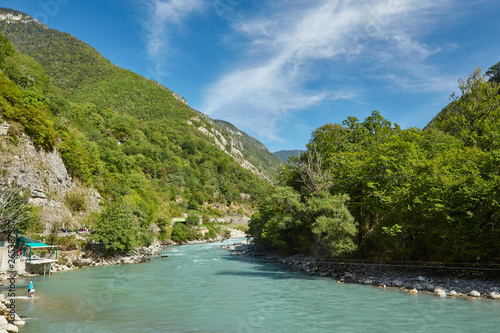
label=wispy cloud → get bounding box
[141,0,205,69]
[202,0,455,141]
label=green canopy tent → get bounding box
[24,242,58,263]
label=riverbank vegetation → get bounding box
[249,64,500,264]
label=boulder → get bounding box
[416,276,426,282]
[434,289,446,297]
[449,290,458,297]
[5,324,18,333]
[392,280,404,287]
[424,284,435,292]
[0,316,8,330]
[469,290,481,298]
[406,288,418,295]
[487,292,500,300]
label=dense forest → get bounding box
[0,8,278,252]
[250,64,500,264]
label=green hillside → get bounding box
[0,8,277,250]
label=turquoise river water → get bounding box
[7,238,500,332]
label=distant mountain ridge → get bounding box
[273,149,306,163]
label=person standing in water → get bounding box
[27,281,33,298]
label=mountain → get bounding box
[0,7,280,180]
[273,149,306,163]
[0,8,278,240]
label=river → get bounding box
[10,239,500,332]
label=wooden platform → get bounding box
[25,259,58,275]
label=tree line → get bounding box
[249,63,500,263]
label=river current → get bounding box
[11,238,500,332]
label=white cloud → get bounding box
[141,0,205,60]
[202,0,455,141]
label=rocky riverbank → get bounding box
[44,228,246,274]
[0,293,24,333]
[225,242,500,301]
[49,240,165,273]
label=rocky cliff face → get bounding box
[187,116,273,183]
[1,121,101,231]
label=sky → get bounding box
[2,0,500,152]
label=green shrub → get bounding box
[66,192,86,212]
[90,202,138,254]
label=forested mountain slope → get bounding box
[0,7,280,181]
[0,8,277,248]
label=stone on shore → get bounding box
[392,280,404,287]
[0,316,7,329]
[406,288,418,295]
[5,324,18,333]
[449,290,458,297]
[469,290,481,298]
[487,292,500,300]
[434,288,446,297]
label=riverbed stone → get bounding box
[487,292,500,300]
[449,290,458,297]
[469,290,481,298]
[392,280,404,287]
[407,288,418,295]
[0,316,7,329]
[435,289,446,297]
[5,324,18,333]
[424,284,435,292]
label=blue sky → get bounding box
[3,0,500,152]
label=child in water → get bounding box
[27,281,34,298]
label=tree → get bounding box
[91,202,138,254]
[434,68,500,150]
[0,183,35,233]
[185,214,200,227]
[307,192,357,258]
[486,61,500,84]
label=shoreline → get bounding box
[225,241,500,301]
[3,228,248,277]
[0,231,245,332]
